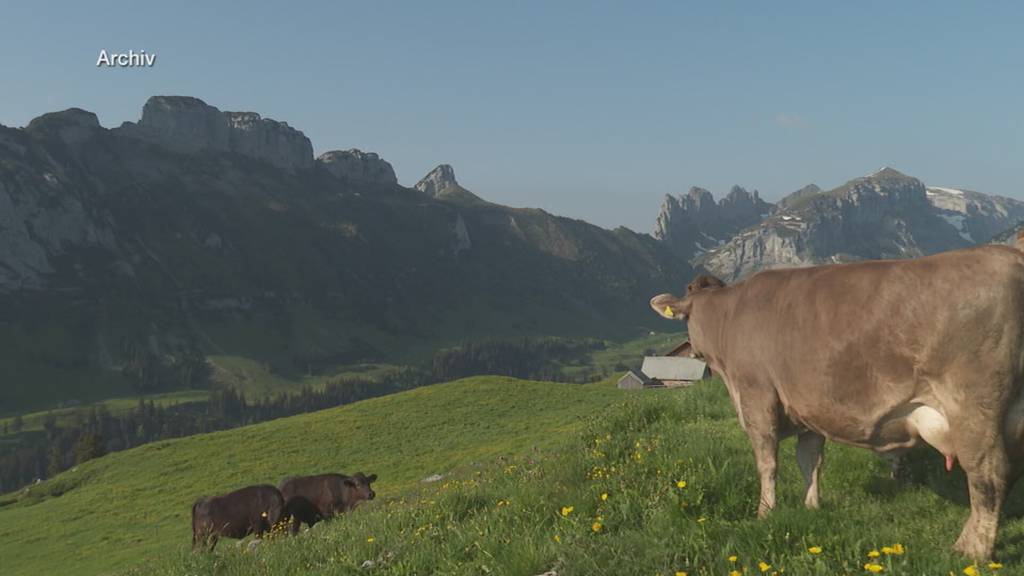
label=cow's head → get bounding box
[650,275,726,361]
[650,275,726,321]
[345,472,378,504]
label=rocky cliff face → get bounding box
[925,186,1024,244]
[0,114,118,292]
[0,96,692,413]
[696,168,975,280]
[653,185,772,261]
[415,164,459,198]
[317,149,397,185]
[117,96,313,170]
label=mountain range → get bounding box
[653,167,1024,280]
[3,95,1023,414]
[0,96,690,413]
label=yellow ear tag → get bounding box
[663,306,674,318]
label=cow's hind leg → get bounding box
[952,430,1010,559]
[797,431,825,509]
[742,402,782,518]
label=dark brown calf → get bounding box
[191,484,284,550]
[279,472,377,534]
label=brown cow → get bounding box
[191,484,284,551]
[651,243,1024,559]
[279,472,377,534]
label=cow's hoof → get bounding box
[953,534,993,560]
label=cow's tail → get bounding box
[191,497,205,549]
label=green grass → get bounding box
[551,331,687,381]
[7,374,1024,576]
[0,376,622,576]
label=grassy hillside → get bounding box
[8,375,1021,576]
[0,377,623,575]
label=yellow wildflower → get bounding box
[988,562,1003,570]
[697,516,707,523]
[808,546,822,554]
[890,543,905,555]
[676,479,687,489]
[560,505,574,517]
[675,572,688,576]
[601,492,609,501]
[867,550,881,558]
[963,567,979,576]
[728,555,738,563]
[366,536,375,543]
[759,561,771,572]
[729,571,742,576]
[553,534,561,543]
[864,564,883,573]
[591,521,603,532]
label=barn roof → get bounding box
[641,356,709,382]
[665,339,691,357]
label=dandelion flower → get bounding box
[864,563,883,573]
[728,555,738,563]
[560,505,574,517]
[867,550,881,558]
[675,572,688,576]
[676,479,687,489]
[891,543,905,555]
[759,561,771,572]
[988,562,1003,570]
[808,546,822,554]
[591,521,603,532]
[729,571,742,576]
[552,534,561,543]
[601,492,609,501]
[963,567,979,576]
[697,516,707,524]
[366,537,375,543]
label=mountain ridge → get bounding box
[0,96,691,413]
[654,167,1024,281]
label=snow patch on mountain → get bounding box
[939,213,973,242]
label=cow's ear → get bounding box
[650,293,690,320]
[687,275,726,294]
[366,474,378,483]
[343,478,357,487]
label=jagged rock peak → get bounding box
[317,149,397,185]
[866,166,915,181]
[120,96,313,170]
[26,108,101,145]
[416,164,459,197]
[723,185,762,206]
[777,183,822,210]
[686,186,714,204]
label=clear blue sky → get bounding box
[2,1,1021,231]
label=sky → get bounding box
[1,1,1022,232]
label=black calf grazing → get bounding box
[191,484,284,550]
[280,472,377,534]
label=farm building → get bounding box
[640,356,710,387]
[616,369,651,390]
[617,338,711,389]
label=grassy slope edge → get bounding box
[159,389,1024,576]
[0,377,622,576]
[6,376,1024,575]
